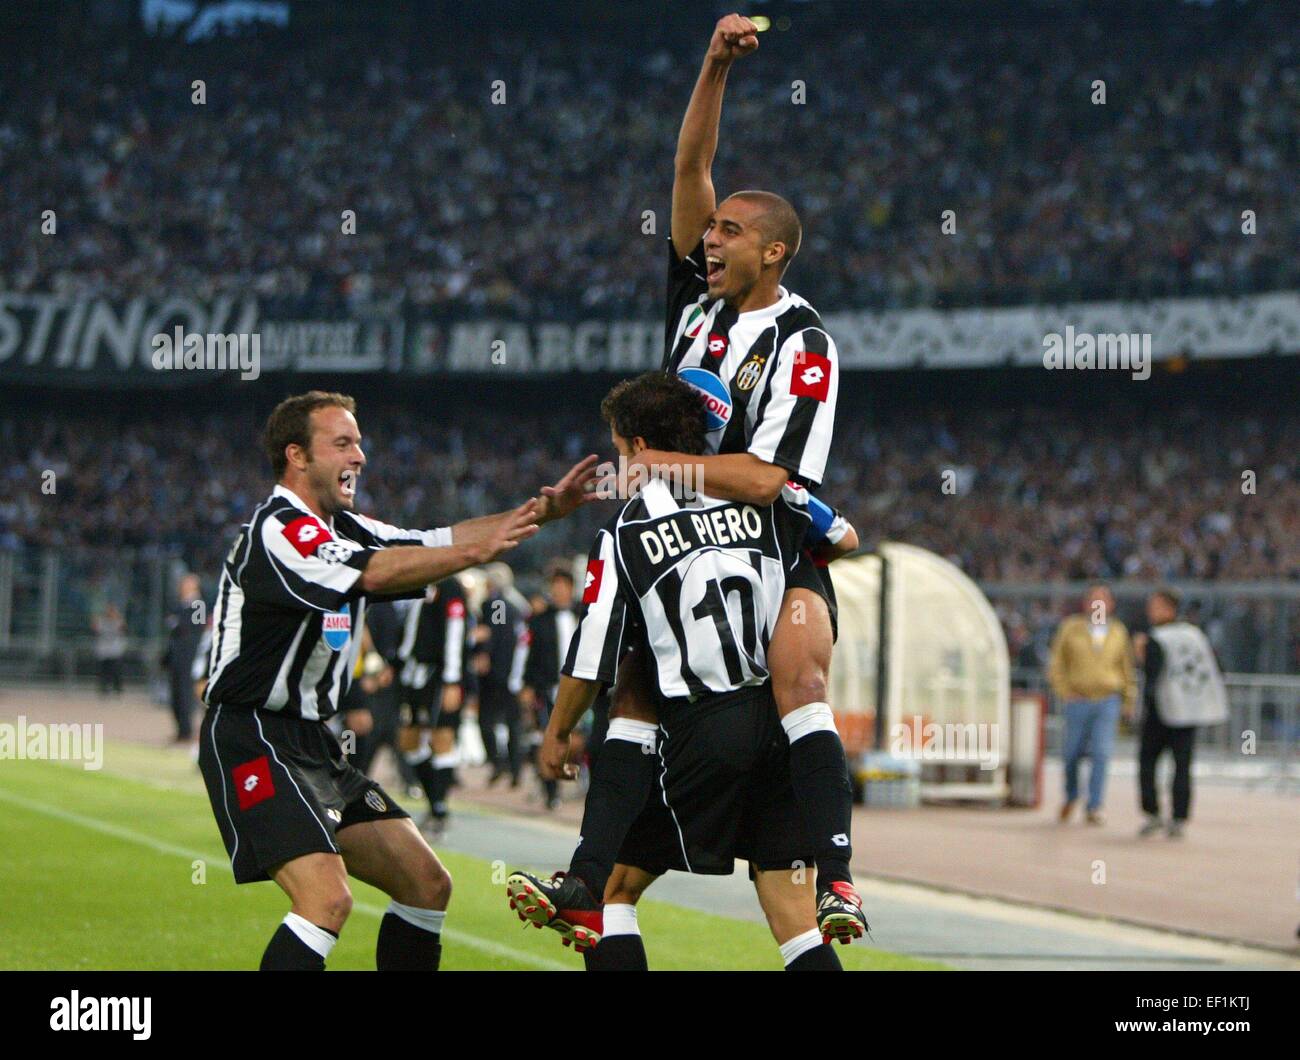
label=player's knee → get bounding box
[423,862,453,908]
[315,885,354,931]
[402,851,452,909]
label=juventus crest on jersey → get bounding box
[564,478,832,704]
[664,236,839,490]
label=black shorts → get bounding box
[400,682,460,730]
[199,705,409,884]
[787,550,838,642]
[617,685,813,877]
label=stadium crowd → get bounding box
[1,2,1296,315]
[3,395,1296,674]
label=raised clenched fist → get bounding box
[707,13,760,64]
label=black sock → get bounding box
[376,912,442,971]
[411,757,441,815]
[260,923,331,971]
[788,730,854,889]
[583,934,647,971]
[787,943,843,971]
[431,765,454,818]
[569,738,656,900]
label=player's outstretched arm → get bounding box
[672,13,759,259]
[360,501,539,594]
[539,674,603,780]
[629,449,788,505]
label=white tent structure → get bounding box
[828,543,1011,802]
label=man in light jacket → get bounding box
[1135,588,1227,838]
[1048,584,1137,825]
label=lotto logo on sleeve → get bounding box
[583,559,604,604]
[282,515,334,557]
[790,352,832,401]
[232,756,275,810]
[446,598,466,619]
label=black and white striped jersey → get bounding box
[664,236,838,490]
[203,484,452,720]
[563,479,836,704]
[397,577,469,692]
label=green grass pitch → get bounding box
[0,743,945,971]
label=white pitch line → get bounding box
[0,785,569,972]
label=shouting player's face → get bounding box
[703,197,785,305]
[302,405,366,515]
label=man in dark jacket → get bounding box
[163,573,205,744]
[519,563,578,811]
[474,564,528,786]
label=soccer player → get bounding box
[396,575,470,836]
[197,391,596,971]
[532,12,864,941]
[508,373,857,970]
[472,563,529,786]
[517,562,580,811]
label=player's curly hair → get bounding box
[600,372,708,455]
[263,391,357,478]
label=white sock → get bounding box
[781,701,838,744]
[606,718,657,752]
[387,900,446,935]
[602,903,639,938]
[433,750,459,769]
[779,927,823,967]
[283,911,338,959]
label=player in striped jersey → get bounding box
[508,373,859,969]
[396,576,470,837]
[576,14,863,936]
[197,391,597,971]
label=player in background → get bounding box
[559,13,864,940]
[508,373,858,969]
[517,562,580,812]
[473,563,530,787]
[396,575,470,837]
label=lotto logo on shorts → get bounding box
[790,352,832,402]
[282,515,334,557]
[583,559,604,604]
[232,756,275,810]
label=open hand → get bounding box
[538,454,601,523]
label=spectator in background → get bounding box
[1048,585,1137,825]
[163,573,205,744]
[1135,588,1228,839]
[92,603,127,696]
